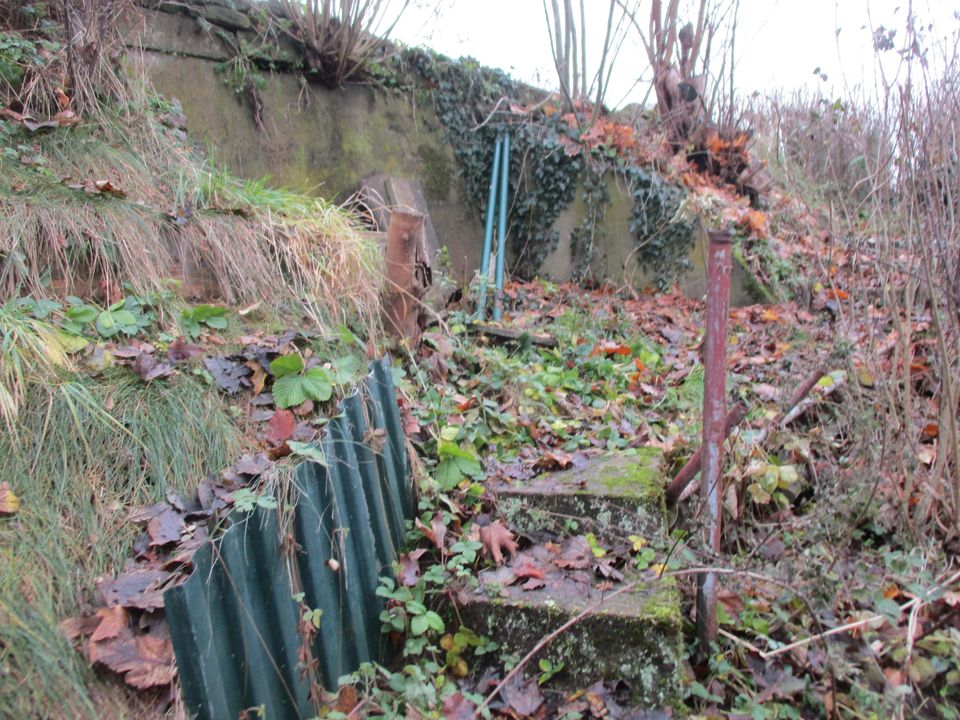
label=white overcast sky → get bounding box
[392,1,958,108]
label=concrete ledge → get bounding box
[456,549,683,707]
[494,449,666,542]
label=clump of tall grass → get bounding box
[191,166,383,330]
[0,112,383,335]
[0,370,242,718]
[0,302,75,431]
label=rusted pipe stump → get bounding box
[381,210,431,346]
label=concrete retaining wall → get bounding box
[130,3,757,303]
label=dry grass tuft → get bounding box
[0,113,383,334]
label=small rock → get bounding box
[201,5,251,31]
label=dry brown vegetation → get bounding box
[0,1,383,334]
[743,14,960,536]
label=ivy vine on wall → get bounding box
[407,50,585,278]
[624,166,694,289]
[406,48,694,286]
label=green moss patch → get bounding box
[495,449,666,542]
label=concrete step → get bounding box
[494,448,667,543]
[458,450,684,708]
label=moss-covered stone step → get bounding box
[463,450,683,707]
[494,449,667,543]
[455,547,683,707]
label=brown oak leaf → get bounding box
[479,521,518,566]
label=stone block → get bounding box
[456,543,683,707]
[494,449,666,542]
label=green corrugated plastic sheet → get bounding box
[165,357,412,720]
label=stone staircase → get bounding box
[457,450,684,708]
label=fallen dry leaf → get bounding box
[0,482,20,515]
[442,692,476,719]
[88,623,176,689]
[399,549,426,587]
[90,605,128,643]
[99,567,171,610]
[59,614,101,640]
[265,408,296,445]
[416,516,447,552]
[501,674,544,716]
[147,508,185,547]
[479,521,518,566]
[334,684,359,714]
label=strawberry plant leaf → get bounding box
[272,373,308,408]
[302,366,333,401]
[270,353,303,378]
[330,355,359,384]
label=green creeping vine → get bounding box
[625,165,694,289]
[406,49,694,287]
[407,49,585,277]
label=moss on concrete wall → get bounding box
[135,8,483,280]
[134,5,762,301]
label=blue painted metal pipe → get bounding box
[475,136,502,320]
[492,133,511,321]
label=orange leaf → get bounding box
[590,340,631,357]
[453,393,475,412]
[882,584,901,599]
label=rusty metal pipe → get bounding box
[696,229,732,655]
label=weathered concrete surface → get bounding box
[460,449,683,706]
[131,5,761,301]
[494,449,667,542]
[544,177,759,305]
[456,561,683,707]
[132,8,482,281]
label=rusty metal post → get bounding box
[696,229,732,656]
[382,210,430,346]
